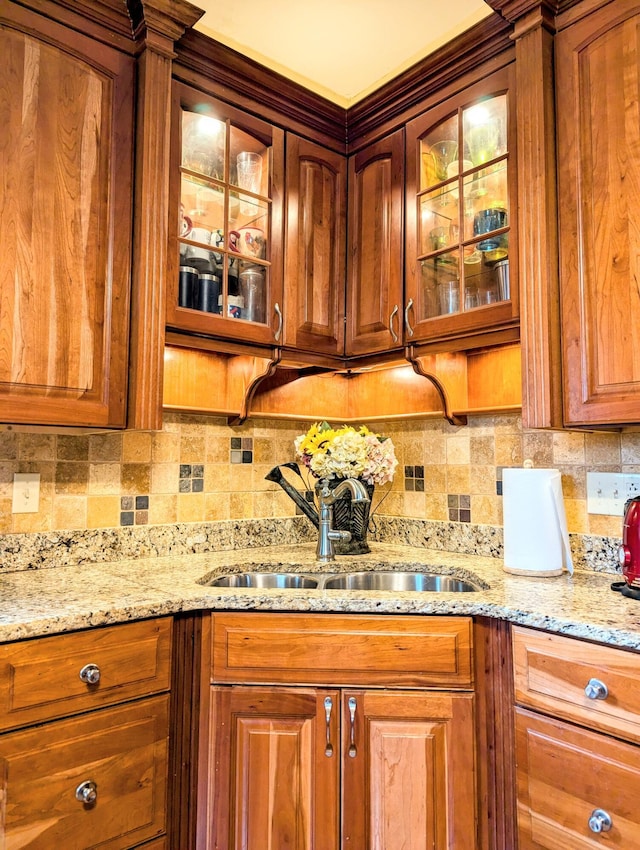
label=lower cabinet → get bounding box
[203,613,478,850]
[0,617,173,849]
[512,624,640,848]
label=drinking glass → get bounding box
[236,152,263,214]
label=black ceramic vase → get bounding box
[330,479,375,555]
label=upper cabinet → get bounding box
[556,0,640,426]
[405,67,519,348]
[283,135,347,358]
[345,130,405,357]
[166,82,285,348]
[0,2,134,428]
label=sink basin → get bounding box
[207,572,319,589]
[321,571,479,592]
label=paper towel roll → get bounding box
[503,467,573,576]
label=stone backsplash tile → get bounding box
[0,413,636,548]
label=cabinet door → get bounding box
[167,82,284,348]
[284,135,347,357]
[557,0,640,425]
[405,67,518,348]
[345,130,405,356]
[342,690,477,850]
[0,3,134,427]
[1,695,169,849]
[209,686,340,850]
[516,707,640,849]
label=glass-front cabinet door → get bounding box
[167,82,284,346]
[405,67,518,346]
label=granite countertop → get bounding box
[2,542,640,649]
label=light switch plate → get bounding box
[12,473,40,513]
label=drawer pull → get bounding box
[324,696,333,757]
[584,678,608,700]
[588,808,612,833]
[348,696,357,758]
[79,663,101,685]
[75,780,98,805]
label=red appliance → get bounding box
[615,497,640,599]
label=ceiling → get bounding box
[193,0,494,108]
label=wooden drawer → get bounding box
[512,625,640,744]
[0,617,172,731]
[211,613,473,687]
[1,694,169,850]
[516,707,640,849]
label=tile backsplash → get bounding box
[0,412,635,540]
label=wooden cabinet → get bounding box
[512,625,640,847]
[405,66,519,349]
[556,0,640,426]
[204,613,477,849]
[166,81,285,348]
[0,0,134,428]
[345,130,405,357]
[283,134,347,357]
[0,617,172,849]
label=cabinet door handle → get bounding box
[584,678,608,700]
[79,663,101,685]
[389,304,399,343]
[273,302,283,342]
[75,780,98,805]
[404,299,415,337]
[588,808,612,833]
[348,696,357,758]
[324,696,333,757]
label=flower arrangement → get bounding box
[294,421,398,486]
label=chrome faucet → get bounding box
[315,478,370,563]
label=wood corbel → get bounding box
[405,345,468,426]
[227,349,282,426]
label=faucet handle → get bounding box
[329,529,351,543]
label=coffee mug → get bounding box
[185,226,212,261]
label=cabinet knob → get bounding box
[584,678,608,700]
[79,663,101,685]
[75,780,98,805]
[404,299,415,337]
[588,808,612,833]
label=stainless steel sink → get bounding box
[203,569,480,592]
[321,571,479,592]
[207,572,319,589]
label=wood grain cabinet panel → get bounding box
[203,613,478,850]
[557,0,640,425]
[345,130,405,356]
[0,617,172,732]
[209,686,340,850]
[211,612,473,688]
[1,695,169,850]
[516,707,640,849]
[0,2,134,427]
[512,624,640,743]
[283,134,347,356]
[342,689,476,849]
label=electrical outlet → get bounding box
[12,473,40,513]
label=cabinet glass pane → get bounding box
[177,108,272,326]
[420,116,458,190]
[462,95,507,165]
[414,91,511,320]
[419,187,460,255]
[462,161,508,243]
[182,112,226,179]
[420,252,461,318]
